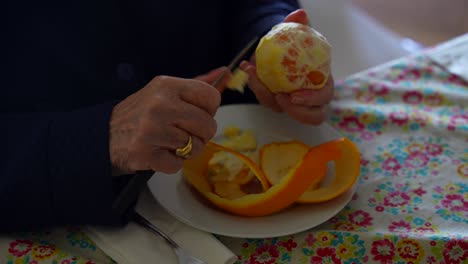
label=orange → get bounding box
[255,22,331,93]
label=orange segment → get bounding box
[307,71,325,85]
[297,138,360,203]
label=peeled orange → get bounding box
[256,22,331,93]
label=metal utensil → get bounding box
[133,212,207,264]
[211,36,259,88]
[112,37,260,216]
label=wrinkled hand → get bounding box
[109,67,229,175]
[240,9,334,125]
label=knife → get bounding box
[112,36,260,217]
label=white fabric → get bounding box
[427,33,468,82]
[84,188,237,264]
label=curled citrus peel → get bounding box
[183,139,347,217]
[260,141,327,192]
[297,138,360,203]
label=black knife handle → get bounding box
[112,170,154,217]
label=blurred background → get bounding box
[299,0,468,80]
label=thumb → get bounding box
[284,9,309,25]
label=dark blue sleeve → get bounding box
[0,102,131,232]
[221,0,300,105]
[229,0,300,55]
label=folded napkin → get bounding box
[427,33,468,82]
[84,188,237,264]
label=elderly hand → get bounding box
[240,9,334,125]
[109,67,229,175]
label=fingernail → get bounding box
[240,61,249,70]
[291,96,305,105]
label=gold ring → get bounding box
[175,135,193,159]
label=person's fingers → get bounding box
[283,9,309,25]
[288,76,335,106]
[195,66,232,92]
[276,93,326,125]
[178,79,221,116]
[141,131,205,174]
[148,148,184,174]
[173,102,217,143]
[240,61,282,112]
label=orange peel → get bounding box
[297,138,361,203]
[183,141,340,217]
[260,140,327,190]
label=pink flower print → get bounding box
[412,187,427,196]
[404,152,429,168]
[349,210,373,227]
[361,159,370,166]
[403,91,423,105]
[441,194,468,212]
[249,244,279,264]
[448,74,467,86]
[443,239,468,264]
[427,256,437,264]
[369,84,389,95]
[382,157,401,172]
[384,191,411,207]
[388,220,411,233]
[356,91,375,103]
[426,143,443,156]
[360,131,374,141]
[310,247,341,264]
[395,69,423,81]
[8,240,33,257]
[448,114,468,131]
[390,111,409,126]
[339,116,365,132]
[410,110,429,124]
[414,227,436,236]
[305,234,317,247]
[424,93,445,107]
[280,239,297,251]
[371,239,395,263]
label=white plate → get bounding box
[147,104,358,238]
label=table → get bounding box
[1,35,467,264]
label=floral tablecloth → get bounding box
[2,36,467,264]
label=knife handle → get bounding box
[112,170,154,218]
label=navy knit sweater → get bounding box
[2,0,299,231]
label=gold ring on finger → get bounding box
[175,135,193,159]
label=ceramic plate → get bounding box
[147,104,358,238]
